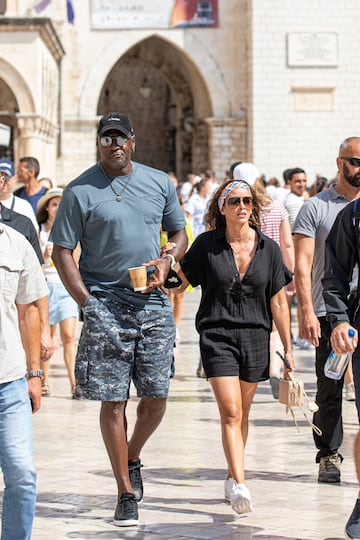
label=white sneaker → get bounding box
[224,478,253,514]
[345,382,356,401]
[224,478,233,502]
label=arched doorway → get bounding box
[97,36,213,181]
[0,78,19,160]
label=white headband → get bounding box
[218,181,251,211]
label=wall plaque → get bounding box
[287,32,338,67]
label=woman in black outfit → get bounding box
[173,179,295,515]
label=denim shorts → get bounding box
[74,294,175,401]
[48,282,78,325]
[200,326,270,382]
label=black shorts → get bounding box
[200,326,270,382]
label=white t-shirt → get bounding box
[0,223,48,383]
[284,191,304,230]
[39,224,61,284]
[2,194,38,231]
[180,182,193,203]
[185,193,208,238]
[272,186,291,205]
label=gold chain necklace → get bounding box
[99,163,134,202]
[226,233,253,260]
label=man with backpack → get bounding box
[293,136,360,487]
[322,143,360,540]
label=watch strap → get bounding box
[161,253,176,270]
[27,370,44,379]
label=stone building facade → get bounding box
[0,0,359,185]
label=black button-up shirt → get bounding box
[180,226,286,333]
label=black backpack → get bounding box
[348,199,360,322]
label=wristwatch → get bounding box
[161,253,176,270]
[27,370,44,379]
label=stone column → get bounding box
[16,113,58,179]
[204,116,248,180]
[60,116,99,184]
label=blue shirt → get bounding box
[51,161,185,310]
[15,185,47,214]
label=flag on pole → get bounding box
[67,0,75,23]
[34,0,51,14]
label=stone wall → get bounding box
[251,0,360,184]
[3,1,360,187]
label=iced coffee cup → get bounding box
[128,266,148,292]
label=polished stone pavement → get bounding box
[25,289,359,539]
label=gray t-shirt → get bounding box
[293,184,354,317]
[51,161,185,310]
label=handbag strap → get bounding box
[285,372,322,436]
[285,404,322,436]
[286,405,300,433]
[300,408,322,436]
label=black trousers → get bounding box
[313,317,344,462]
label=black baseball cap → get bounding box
[97,113,134,137]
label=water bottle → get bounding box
[324,329,356,380]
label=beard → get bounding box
[343,163,360,187]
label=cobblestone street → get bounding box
[25,288,359,539]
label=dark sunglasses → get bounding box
[99,135,129,147]
[227,196,253,208]
[340,157,360,167]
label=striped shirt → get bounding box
[260,200,289,245]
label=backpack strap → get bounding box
[349,200,360,323]
[352,198,360,236]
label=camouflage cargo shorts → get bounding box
[74,294,176,401]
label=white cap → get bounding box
[233,162,260,185]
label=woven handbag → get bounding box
[279,372,322,435]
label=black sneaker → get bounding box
[114,492,138,527]
[128,459,143,503]
[345,499,360,539]
[318,453,341,483]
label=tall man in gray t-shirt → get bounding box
[51,113,188,528]
[293,136,360,484]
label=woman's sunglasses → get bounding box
[227,196,253,208]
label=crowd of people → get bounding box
[2,121,360,540]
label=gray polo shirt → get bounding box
[0,223,48,383]
[293,184,354,317]
[51,161,185,310]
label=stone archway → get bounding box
[0,78,18,159]
[0,58,35,160]
[97,35,213,180]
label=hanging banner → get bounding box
[91,0,218,29]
